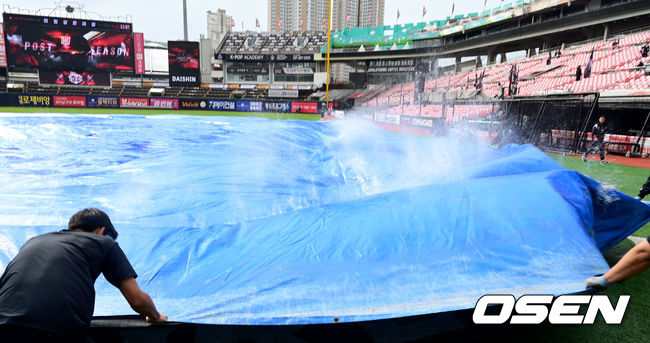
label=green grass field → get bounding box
[0,106,322,121]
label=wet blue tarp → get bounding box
[1,114,649,325]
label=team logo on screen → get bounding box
[60,35,71,48]
[66,71,84,85]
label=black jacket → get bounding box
[592,122,606,141]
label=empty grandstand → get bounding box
[339,0,650,158]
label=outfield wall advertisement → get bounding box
[120,97,149,108]
[53,95,86,107]
[87,96,119,108]
[263,101,291,113]
[208,99,236,111]
[291,101,318,114]
[179,99,208,110]
[150,98,179,109]
[4,94,329,114]
[236,100,264,112]
[13,94,52,107]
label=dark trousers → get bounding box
[0,324,93,343]
[639,175,650,199]
[585,140,605,160]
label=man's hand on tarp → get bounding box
[146,313,168,323]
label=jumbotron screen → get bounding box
[168,41,200,86]
[3,13,135,72]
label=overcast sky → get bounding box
[2,1,508,42]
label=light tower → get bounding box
[183,0,188,40]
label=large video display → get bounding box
[39,70,111,86]
[3,13,135,72]
[168,41,200,86]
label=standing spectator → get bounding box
[497,82,505,99]
[555,48,562,58]
[582,115,608,165]
[584,49,594,79]
[546,50,552,65]
[612,39,620,50]
[576,65,582,81]
[641,42,649,58]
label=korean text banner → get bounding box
[0,24,7,67]
[168,41,200,86]
[87,96,119,108]
[3,13,134,72]
[133,33,145,74]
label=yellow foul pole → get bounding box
[325,0,333,103]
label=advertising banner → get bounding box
[263,101,291,113]
[281,68,314,74]
[133,32,145,74]
[268,89,299,98]
[291,102,318,114]
[318,102,334,113]
[87,96,119,108]
[217,53,269,62]
[270,54,314,62]
[236,100,263,112]
[39,70,111,86]
[0,24,7,67]
[149,98,179,109]
[386,114,401,125]
[400,115,435,129]
[3,13,134,71]
[367,59,416,74]
[208,99,236,111]
[120,97,149,108]
[229,67,269,74]
[14,94,52,107]
[168,41,200,86]
[179,99,208,110]
[53,95,86,107]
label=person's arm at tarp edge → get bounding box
[117,277,168,323]
[586,239,650,290]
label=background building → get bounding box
[331,0,384,84]
[332,0,383,30]
[267,0,384,83]
[300,0,330,33]
[268,0,300,33]
[207,9,232,49]
[269,0,383,34]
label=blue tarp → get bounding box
[1,114,649,325]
